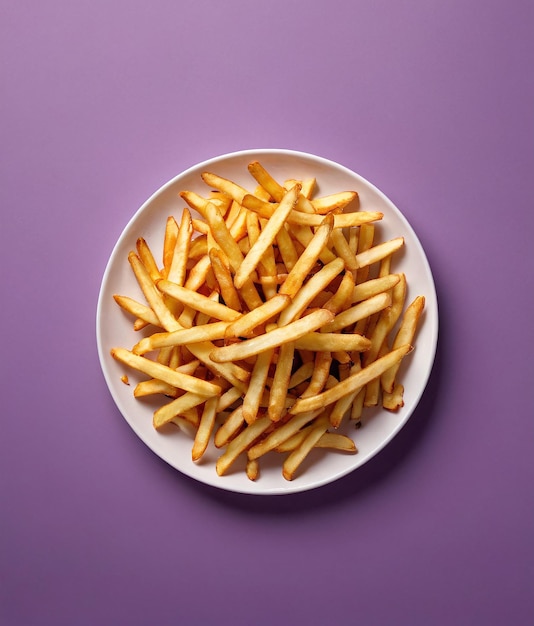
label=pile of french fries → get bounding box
[111,160,425,481]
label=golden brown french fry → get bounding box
[322,271,355,315]
[279,213,334,297]
[294,333,371,352]
[157,280,241,322]
[192,396,219,461]
[321,291,392,333]
[216,416,272,476]
[247,160,286,201]
[354,237,404,270]
[352,274,400,303]
[277,258,345,326]
[288,361,315,389]
[224,294,290,339]
[330,227,359,270]
[153,391,210,429]
[162,216,179,277]
[111,347,222,397]
[381,295,425,393]
[201,171,249,204]
[300,351,332,398]
[234,185,299,289]
[210,308,334,363]
[136,237,162,281]
[214,406,245,448]
[167,208,193,286]
[290,344,413,414]
[128,252,181,332]
[310,191,358,213]
[282,418,330,481]
[113,295,161,328]
[242,348,274,423]
[382,382,405,411]
[132,321,232,355]
[246,458,260,481]
[268,341,295,422]
[209,248,242,312]
[247,409,324,460]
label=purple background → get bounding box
[1,1,533,625]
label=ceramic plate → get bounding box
[96,149,438,495]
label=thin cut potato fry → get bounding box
[111,158,426,483]
[210,308,334,363]
[242,348,274,423]
[247,410,324,461]
[157,280,241,322]
[153,391,210,429]
[279,214,334,297]
[282,418,330,481]
[225,294,291,339]
[268,341,295,422]
[234,185,299,289]
[216,416,272,476]
[110,347,222,397]
[209,248,242,312]
[352,274,400,303]
[136,237,161,282]
[132,321,232,355]
[354,237,404,270]
[290,345,413,414]
[192,396,219,461]
[113,295,161,328]
[294,332,371,352]
[381,295,425,393]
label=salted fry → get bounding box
[242,348,274,423]
[381,295,425,393]
[290,345,413,414]
[282,418,330,481]
[216,416,272,476]
[210,308,334,363]
[294,332,371,352]
[153,392,210,429]
[157,280,241,322]
[234,185,299,289]
[354,237,404,270]
[192,396,219,461]
[209,248,242,312]
[225,294,291,339]
[111,347,222,397]
[113,295,161,328]
[268,341,295,422]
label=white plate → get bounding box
[96,149,438,495]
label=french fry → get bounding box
[216,416,272,476]
[234,185,299,289]
[153,391,210,429]
[381,295,425,393]
[192,396,219,461]
[290,345,413,415]
[111,347,222,397]
[224,294,291,339]
[268,341,295,422]
[157,280,241,322]
[294,332,371,353]
[282,417,330,481]
[239,348,272,424]
[132,321,232,355]
[210,308,334,363]
[279,213,334,297]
